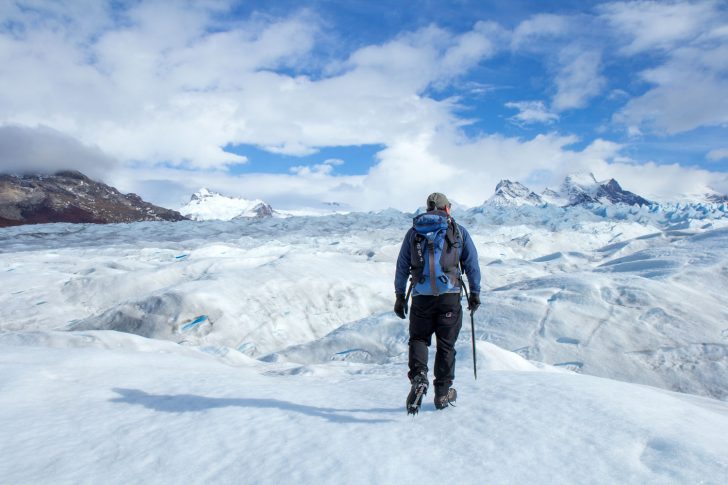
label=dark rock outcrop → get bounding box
[706,193,728,204]
[250,202,274,218]
[0,171,187,227]
[598,179,652,206]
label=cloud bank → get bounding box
[0,1,726,210]
[0,125,118,179]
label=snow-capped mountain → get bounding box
[486,180,544,206]
[558,173,652,206]
[0,170,186,227]
[482,174,653,209]
[706,193,728,204]
[540,187,568,206]
[179,188,274,221]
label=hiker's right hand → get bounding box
[468,292,481,313]
[394,294,407,319]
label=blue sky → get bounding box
[0,0,727,210]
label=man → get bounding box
[394,192,481,414]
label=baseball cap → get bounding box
[426,192,450,211]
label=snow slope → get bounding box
[1,330,727,484]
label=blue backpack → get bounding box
[410,210,462,296]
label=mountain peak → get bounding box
[559,173,651,207]
[190,188,217,201]
[487,180,544,207]
[563,172,599,186]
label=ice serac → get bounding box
[487,180,544,206]
[0,170,187,227]
[179,188,274,221]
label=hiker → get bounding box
[394,192,481,413]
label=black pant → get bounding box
[408,293,463,396]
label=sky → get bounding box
[0,0,727,211]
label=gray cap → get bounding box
[426,192,450,210]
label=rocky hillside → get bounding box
[0,171,186,227]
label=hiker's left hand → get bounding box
[394,294,407,319]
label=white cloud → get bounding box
[603,1,728,135]
[0,3,321,167]
[108,165,364,211]
[511,13,606,112]
[1,1,726,211]
[707,148,728,162]
[109,131,728,211]
[598,0,716,54]
[289,158,344,177]
[438,21,504,83]
[0,125,118,179]
[0,5,504,168]
[511,13,571,49]
[505,101,559,124]
[591,160,728,201]
[615,43,728,134]
[552,48,607,111]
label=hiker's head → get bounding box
[426,192,451,213]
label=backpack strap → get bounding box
[451,220,468,295]
[411,232,427,283]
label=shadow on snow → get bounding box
[110,388,399,424]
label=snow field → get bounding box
[2,209,728,399]
[479,228,728,399]
[3,202,728,483]
[1,331,727,484]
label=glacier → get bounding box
[2,198,728,483]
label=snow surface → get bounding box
[2,202,728,482]
[2,330,728,484]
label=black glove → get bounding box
[468,292,480,313]
[394,294,407,319]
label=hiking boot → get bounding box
[434,388,457,410]
[406,373,429,415]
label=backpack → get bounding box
[410,210,462,296]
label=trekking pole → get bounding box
[470,306,477,380]
[460,278,477,380]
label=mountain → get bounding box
[540,187,569,206]
[179,188,274,221]
[480,174,651,210]
[558,173,652,206]
[706,193,728,204]
[0,171,186,227]
[486,180,544,206]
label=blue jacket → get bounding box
[395,222,481,296]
